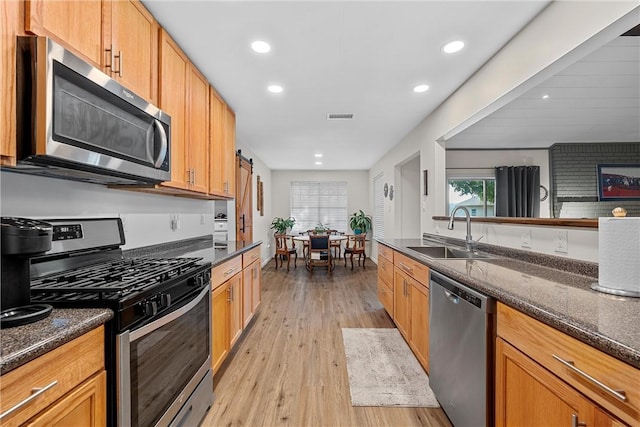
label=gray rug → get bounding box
[341,328,440,407]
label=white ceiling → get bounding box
[445,35,640,149]
[141,0,550,170]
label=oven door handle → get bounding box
[129,286,209,341]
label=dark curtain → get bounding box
[495,166,540,217]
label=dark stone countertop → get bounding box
[378,238,640,369]
[123,236,262,267]
[0,308,113,374]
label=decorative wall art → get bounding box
[597,164,640,201]
[257,176,265,216]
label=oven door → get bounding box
[117,286,211,427]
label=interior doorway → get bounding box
[394,154,421,238]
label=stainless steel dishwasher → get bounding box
[429,270,496,427]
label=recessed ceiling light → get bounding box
[442,40,465,54]
[314,154,323,158]
[413,84,430,93]
[315,161,322,165]
[251,40,271,53]
[267,85,283,93]
[542,94,550,100]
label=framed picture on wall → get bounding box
[597,164,640,201]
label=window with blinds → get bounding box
[373,173,384,239]
[290,181,348,233]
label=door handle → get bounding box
[240,215,246,232]
[113,50,123,77]
[153,120,168,168]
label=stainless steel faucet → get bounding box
[448,206,474,251]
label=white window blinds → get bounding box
[373,173,384,239]
[290,181,348,233]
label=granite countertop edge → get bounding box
[378,238,640,369]
[1,308,113,375]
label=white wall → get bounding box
[398,155,421,238]
[369,2,638,263]
[446,149,551,217]
[271,169,369,255]
[0,171,216,249]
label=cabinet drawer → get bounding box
[378,243,394,263]
[497,303,640,426]
[377,277,394,317]
[0,327,105,427]
[211,255,242,289]
[378,255,393,287]
[394,252,429,285]
[242,246,261,269]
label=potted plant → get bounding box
[270,217,296,234]
[349,210,372,235]
[314,223,329,234]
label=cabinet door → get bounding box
[25,0,105,67]
[1,0,18,165]
[158,30,188,190]
[224,105,236,197]
[109,0,157,103]
[242,266,253,328]
[496,338,594,427]
[209,88,228,196]
[251,260,261,314]
[393,268,411,339]
[409,282,429,373]
[594,408,629,427]
[212,283,229,374]
[228,273,243,348]
[187,65,209,193]
[26,371,106,427]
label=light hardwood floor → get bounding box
[202,257,452,427]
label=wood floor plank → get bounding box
[202,259,452,427]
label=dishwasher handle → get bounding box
[443,289,460,304]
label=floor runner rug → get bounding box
[341,328,440,407]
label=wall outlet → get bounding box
[200,213,206,225]
[521,229,532,249]
[554,230,568,254]
[170,214,180,231]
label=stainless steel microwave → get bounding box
[13,36,171,185]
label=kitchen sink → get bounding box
[407,246,493,259]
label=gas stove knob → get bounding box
[159,293,171,307]
[189,274,205,287]
[142,300,158,316]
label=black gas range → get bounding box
[28,218,213,427]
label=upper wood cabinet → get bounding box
[209,88,236,199]
[158,29,209,194]
[1,0,19,165]
[158,29,188,191]
[24,0,158,103]
[107,0,158,103]
[25,0,104,67]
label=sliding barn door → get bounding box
[236,152,253,242]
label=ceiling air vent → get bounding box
[327,113,354,120]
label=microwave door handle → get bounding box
[153,120,168,168]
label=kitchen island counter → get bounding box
[378,238,640,369]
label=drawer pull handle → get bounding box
[399,263,413,274]
[224,268,236,276]
[571,414,587,427]
[0,380,58,419]
[552,354,627,402]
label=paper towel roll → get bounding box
[596,217,640,297]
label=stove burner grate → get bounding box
[31,257,203,298]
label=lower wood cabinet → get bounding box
[393,262,430,373]
[0,327,106,427]
[496,303,637,426]
[211,246,262,375]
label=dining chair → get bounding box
[306,235,332,275]
[328,230,343,259]
[274,234,297,271]
[299,230,312,258]
[344,234,366,270]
